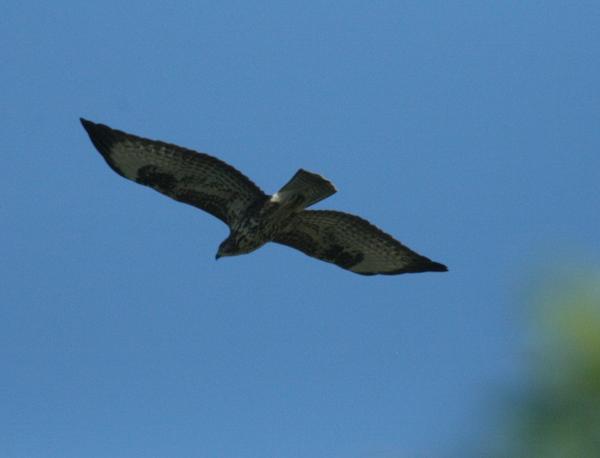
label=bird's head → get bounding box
[216,234,245,259]
[216,232,261,259]
[215,236,236,260]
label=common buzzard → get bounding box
[81,119,447,276]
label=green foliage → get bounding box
[502,274,600,457]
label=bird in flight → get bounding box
[81,119,447,276]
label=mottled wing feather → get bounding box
[274,210,448,275]
[81,119,266,225]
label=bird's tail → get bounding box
[272,169,337,210]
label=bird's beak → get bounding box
[215,253,221,260]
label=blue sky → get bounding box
[2,1,599,457]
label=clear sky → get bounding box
[2,1,599,457]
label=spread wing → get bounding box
[81,119,266,226]
[274,210,448,275]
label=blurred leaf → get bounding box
[499,272,600,457]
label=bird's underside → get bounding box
[81,118,448,276]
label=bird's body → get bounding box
[81,118,447,276]
[219,199,294,257]
[217,168,338,257]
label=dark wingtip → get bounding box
[79,118,114,146]
[80,117,94,130]
[378,258,448,275]
[79,118,126,177]
[80,118,111,134]
[428,261,448,272]
[400,255,448,274]
[80,118,103,139]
